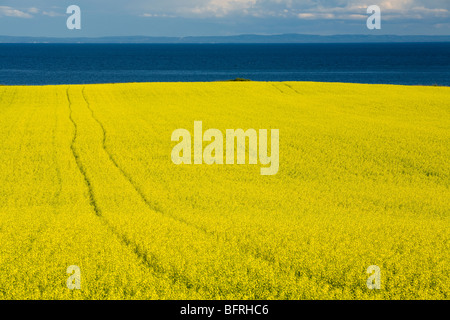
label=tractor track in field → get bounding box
[67,87,101,218]
[271,83,285,94]
[80,87,163,214]
[80,85,346,297]
[80,87,213,236]
[283,83,301,94]
[272,83,301,95]
[66,87,205,294]
[79,86,324,296]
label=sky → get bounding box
[0,0,449,37]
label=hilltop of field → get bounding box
[0,81,448,299]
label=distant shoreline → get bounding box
[1,33,450,44]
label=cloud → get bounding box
[0,6,33,18]
[27,7,39,14]
[42,11,65,17]
[1,0,449,36]
[0,5,65,18]
[281,0,450,21]
[133,0,450,20]
[298,13,335,20]
[188,0,258,17]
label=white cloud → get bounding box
[0,5,66,18]
[379,0,415,11]
[188,0,257,17]
[298,13,335,20]
[42,11,64,17]
[290,0,450,21]
[27,7,40,14]
[0,6,33,18]
[134,0,449,20]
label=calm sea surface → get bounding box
[0,43,449,85]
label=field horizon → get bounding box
[2,79,449,87]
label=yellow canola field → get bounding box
[0,82,448,299]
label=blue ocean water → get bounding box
[0,43,449,85]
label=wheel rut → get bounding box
[78,87,312,294]
[66,86,201,293]
[80,87,213,236]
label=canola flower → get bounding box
[0,82,448,299]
